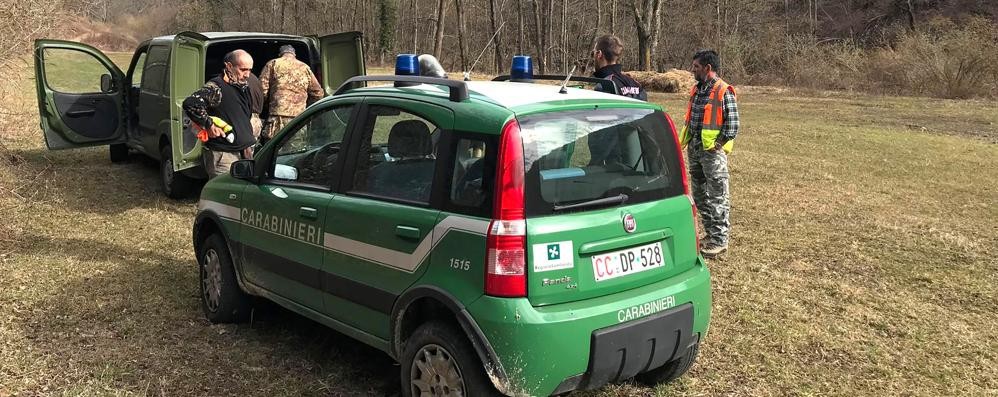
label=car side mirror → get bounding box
[100,74,115,93]
[230,159,256,180]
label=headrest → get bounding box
[388,120,432,158]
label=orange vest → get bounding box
[680,78,736,153]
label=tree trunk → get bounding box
[561,0,567,71]
[545,0,553,71]
[610,0,616,34]
[517,0,524,54]
[413,0,419,52]
[532,0,546,73]
[279,0,286,32]
[396,0,406,59]
[631,0,662,71]
[378,0,398,65]
[489,0,504,74]
[456,0,467,70]
[433,0,447,58]
[650,0,662,71]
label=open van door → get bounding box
[317,31,366,95]
[34,39,126,150]
[169,31,208,171]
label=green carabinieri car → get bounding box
[193,55,712,396]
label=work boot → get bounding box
[700,243,728,259]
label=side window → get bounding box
[141,45,170,94]
[351,105,439,203]
[42,48,111,94]
[450,138,491,209]
[130,51,147,88]
[272,105,354,186]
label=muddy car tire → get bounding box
[198,233,251,323]
[635,342,700,386]
[160,145,193,199]
[401,322,501,397]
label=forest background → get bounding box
[3,0,997,99]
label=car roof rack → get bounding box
[491,75,620,95]
[334,75,470,102]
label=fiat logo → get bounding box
[622,213,636,233]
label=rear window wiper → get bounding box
[552,193,629,212]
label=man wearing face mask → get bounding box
[679,49,739,259]
[183,49,257,178]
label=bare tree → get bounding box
[631,0,663,71]
[489,0,504,73]
[610,0,616,34]
[378,0,397,64]
[532,0,547,73]
[432,0,447,57]
[516,0,524,54]
[560,0,567,71]
[455,0,467,70]
[412,0,419,52]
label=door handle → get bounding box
[299,207,318,220]
[395,225,421,240]
[66,109,96,118]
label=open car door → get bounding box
[169,32,208,171]
[34,40,126,150]
[317,31,366,95]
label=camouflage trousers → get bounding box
[687,141,731,246]
[261,115,295,141]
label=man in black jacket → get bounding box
[591,34,647,101]
[183,49,257,178]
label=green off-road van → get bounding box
[33,31,364,198]
[192,56,712,396]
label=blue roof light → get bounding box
[511,55,534,81]
[395,54,420,76]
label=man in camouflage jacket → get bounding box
[259,45,325,142]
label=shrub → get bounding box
[874,17,998,98]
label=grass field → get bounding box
[1,53,996,396]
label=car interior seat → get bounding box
[365,120,435,201]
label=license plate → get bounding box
[592,242,665,282]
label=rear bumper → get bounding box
[553,303,697,393]
[466,257,711,396]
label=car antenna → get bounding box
[463,20,507,81]
[558,65,577,94]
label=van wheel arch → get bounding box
[392,287,511,395]
[158,136,172,160]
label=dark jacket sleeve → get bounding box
[182,81,222,128]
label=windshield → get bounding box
[519,108,684,216]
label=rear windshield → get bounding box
[519,108,684,216]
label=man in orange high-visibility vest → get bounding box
[679,50,740,258]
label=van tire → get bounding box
[401,322,501,397]
[160,145,193,199]
[635,342,700,386]
[109,143,128,163]
[198,233,251,323]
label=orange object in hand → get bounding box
[193,116,234,143]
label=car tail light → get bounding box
[486,119,527,297]
[664,113,700,252]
